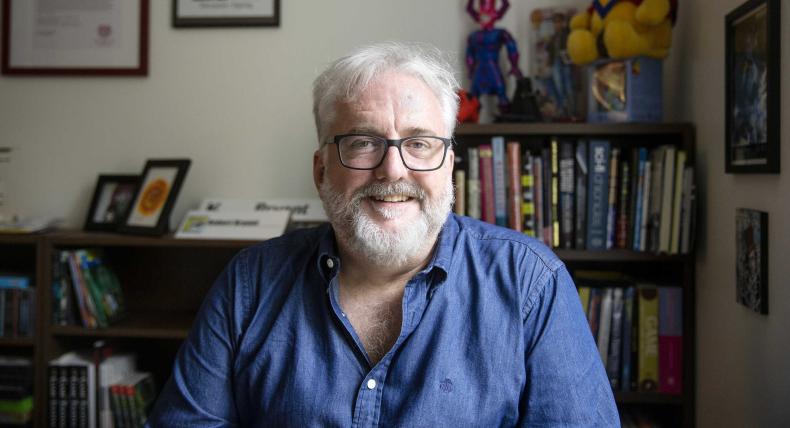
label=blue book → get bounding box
[0,275,30,289]
[620,286,636,392]
[574,141,588,249]
[491,136,507,226]
[632,148,648,250]
[586,139,611,250]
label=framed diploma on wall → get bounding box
[1,0,149,75]
[173,0,280,27]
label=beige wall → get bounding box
[673,0,790,426]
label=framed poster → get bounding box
[119,159,191,236]
[173,0,280,27]
[84,174,139,232]
[735,208,768,314]
[1,0,149,76]
[724,0,780,173]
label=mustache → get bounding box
[353,181,427,202]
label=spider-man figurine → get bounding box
[465,0,523,115]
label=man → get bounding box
[148,42,618,426]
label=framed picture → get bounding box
[119,159,191,236]
[1,0,149,76]
[173,0,280,27]
[735,208,768,314]
[725,0,780,173]
[84,175,140,232]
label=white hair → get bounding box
[312,42,460,145]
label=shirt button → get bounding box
[326,258,334,269]
[366,379,377,390]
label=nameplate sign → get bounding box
[175,210,290,240]
[198,198,328,222]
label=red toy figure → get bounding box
[457,89,481,123]
[465,0,523,114]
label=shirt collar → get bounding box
[314,213,458,285]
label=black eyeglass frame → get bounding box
[324,134,456,172]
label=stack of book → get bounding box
[48,350,156,428]
[51,249,125,328]
[575,271,683,395]
[456,137,696,254]
[0,274,35,339]
[0,356,33,426]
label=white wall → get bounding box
[673,0,790,426]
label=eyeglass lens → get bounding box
[338,136,447,170]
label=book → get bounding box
[467,148,481,220]
[454,170,466,216]
[558,140,575,248]
[587,287,603,342]
[550,139,560,246]
[478,145,495,224]
[658,287,683,394]
[607,287,624,389]
[638,160,652,252]
[605,147,620,249]
[521,151,536,236]
[586,139,610,250]
[506,142,522,231]
[631,149,648,250]
[647,146,667,252]
[597,288,614,365]
[533,155,545,244]
[658,145,677,253]
[680,166,696,254]
[574,140,588,249]
[638,285,659,391]
[620,286,636,392]
[578,286,591,316]
[49,351,97,428]
[616,157,631,248]
[0,275,29,289]
[670,150,687,254]
[491,137,507,226]
[98,353,137,428]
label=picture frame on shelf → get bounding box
[735,208,768,314]
[118,159,191,236]
[84,175,140,232]
[173,0,280,27]
[1,0,149,76]
[724,0,780,173]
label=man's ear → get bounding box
[313,149,325,191]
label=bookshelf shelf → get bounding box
[0,337,35,347]
[50,312,194,340]
[47,230,257,249]
[454,122,696,427]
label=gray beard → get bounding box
[319,176,454,268]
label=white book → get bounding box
[467,148,481,219]
[597,288,614,365]
[669,150,687,254]
[658,146,676,253]
[99,354,137,428]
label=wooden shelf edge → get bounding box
[50,325,188,340]
[46,230,259,249]
[0,337,36,347]
[455,122,695,136]
[555,249,692,263]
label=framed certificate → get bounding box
[1,0,149,75]
[173,0,280,27]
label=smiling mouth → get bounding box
[371,194,413,203]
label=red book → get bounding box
[658,287,683,394]
[507,142,522,231]
[478,145,495,224]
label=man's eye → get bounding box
[349,139,376,149]
[404,139,431,150]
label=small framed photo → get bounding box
[1,0,149,76]
[725,0,780,173]
[119,159,191,236]
[84,175,140,232]
[735,208,768,314]
[173,0,280,27]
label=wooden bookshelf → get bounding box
[454,122,696,427]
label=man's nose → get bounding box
[374,146,409,181]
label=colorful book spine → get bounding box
[558,140,575,249]
[574,141,588,249]
[578,286,591,316]
[616,158,631,248]
[639,160,652,252]
[550,139,560,247]
[0,276,30,289]
[632,148,648,250]
[506,142,522,231]
[586,139,610,250]
[647,146,666,252]
[454,170,466,216]
[587,288,603,342]
[597,288,614,365]
[478,145,495,224]
[491,137,507,227]
[521,151,536,237]
[605,147,620,249]
[467,148,481,220]
[658,146,677,253]
[638,285,659,391]
[659,287,683,394]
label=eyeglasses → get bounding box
[325,134,455,171]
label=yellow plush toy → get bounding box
[566,0,677,65]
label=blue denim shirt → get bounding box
[147,214,619,427]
